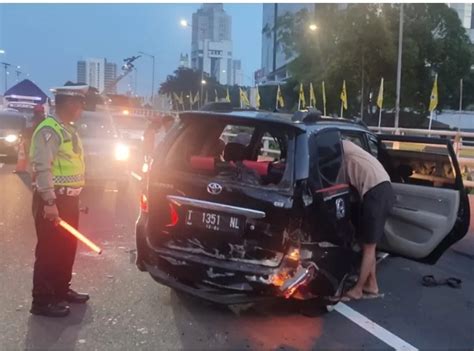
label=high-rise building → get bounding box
[232,60,242,86]
[76,58,117,93]
[179,53,190,68]
[191,4,234,85]
[260,4,315,84]
[448,3,474,42]
[104,61,117,94]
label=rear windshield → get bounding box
[163,118,293,188]
[77,112,116,138]
[0,113,26,130]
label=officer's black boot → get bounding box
[64,289,89,304]
[30,303,70,317]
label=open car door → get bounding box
[375,134,470,264]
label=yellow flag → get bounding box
[239,87,250,107]
[225,88,230,102]
[276,85,285,109]
[429,74,438,112]
[322,81,327,115]
[256,86,261,109]
[376,78,384,109]
[298,83,306,109]
[215,89,218,102]
[340,80,348,110]
[309,82,316,107]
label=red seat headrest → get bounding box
[242,160,270,176]
[190,156,215,171]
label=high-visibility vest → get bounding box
[30,116,85,187]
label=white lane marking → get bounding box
[335,303,418,351]
[131,171,142,181]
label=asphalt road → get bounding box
[0,160,473,350]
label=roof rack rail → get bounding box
[292,109,369,127]
[199,102,257,113]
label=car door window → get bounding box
[309,130,345,188]
[341,132,365,149]
[367,135,379,157]
[380,139,456,189]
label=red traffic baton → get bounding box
[58,219,102,254]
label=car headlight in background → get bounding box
[5,134,18,143]
[114,143,130,161]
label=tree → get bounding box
[159,68,224,110]
[275,4,472,119]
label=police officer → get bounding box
[29,85,89,317]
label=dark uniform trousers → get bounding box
[32,190,79,305]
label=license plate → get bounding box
[185,209,243,234]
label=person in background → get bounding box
[342,139,395,300]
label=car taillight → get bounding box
[140,194,149,213]
[165,203,179,227]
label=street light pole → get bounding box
[138,51,156,106]
[1,62,11,92]
[394,3,404,130]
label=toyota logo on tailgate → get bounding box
[207,182,223,195]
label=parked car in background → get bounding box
[0,110,26,159]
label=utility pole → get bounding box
[360,54,365,121]
[1,62,11,92]
[138,51,156,106]
[394,3,404,130]
[272,3,278,77]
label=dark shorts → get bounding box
[360,181,395,244]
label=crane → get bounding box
[102,55,141,94]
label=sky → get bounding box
[0,3,262,98]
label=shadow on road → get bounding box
[169,291,326,350]
[23,304,92,351]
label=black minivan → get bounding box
[136,110,470,305]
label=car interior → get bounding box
[341,133,464,260]
[165,119,289,186]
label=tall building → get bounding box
[260,4,315,84]
[76,58,117,93]
[448,3,474,42]
[179,53,190,68]
[232,60,242,86]
[191,4,234,85]
[104,61,117,94]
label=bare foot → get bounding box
[343,287,363,301]
[363,277,379,295]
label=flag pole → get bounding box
[378,108,382,130]
[340,103,343,119]
[428,110,433,132]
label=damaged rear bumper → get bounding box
[144,260,279,305]
[141,243,325,305]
